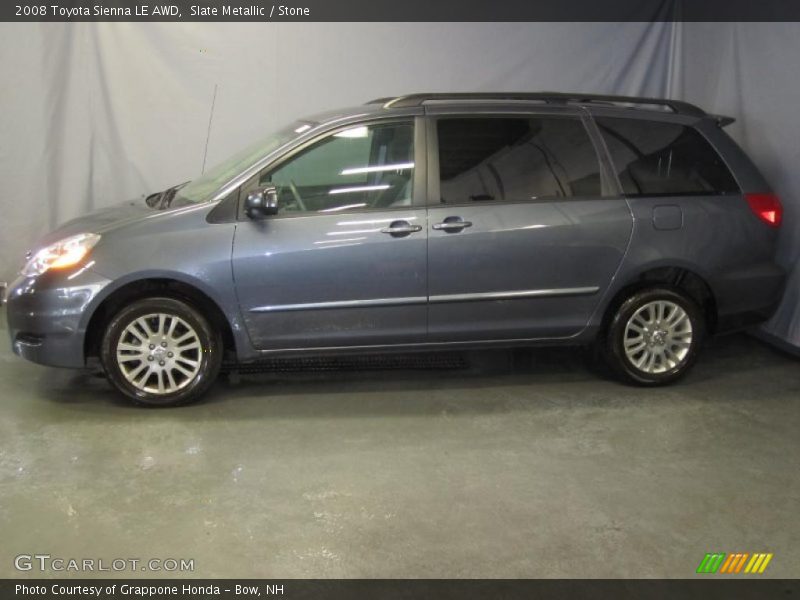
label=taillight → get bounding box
[745,193,783,227]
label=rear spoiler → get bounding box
[712,114,736,127]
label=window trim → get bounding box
[235,117,427,221]
[425,113,616,209]
[621,190,741,199]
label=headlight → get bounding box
[22,233,101,277]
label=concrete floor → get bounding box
[1,319,798,579]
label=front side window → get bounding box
[258,121,415,214]
[595,117,740,196]
[436,117,602,205]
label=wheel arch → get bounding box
[83,276,239,362]
[599,264,718,336]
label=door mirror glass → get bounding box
[245,186,279,219]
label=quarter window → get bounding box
[258,121,415,214]
[595,117,740,196]
[436,117,602,205]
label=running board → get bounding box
[222,352,468,374]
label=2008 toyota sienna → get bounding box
[4,92,786,406]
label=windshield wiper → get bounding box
[145,182,188,209]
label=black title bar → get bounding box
[5,0,800,22]
[2,579,800,600]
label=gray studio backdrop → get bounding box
[0,22,798,350]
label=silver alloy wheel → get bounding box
[115,312,203,394]
[623,300,693,374]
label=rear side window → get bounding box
[595,117,739,196]
[436,117,602,205]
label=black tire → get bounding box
[602,287,705,386]
[100,297,223,406]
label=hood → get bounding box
[37,198,163,247]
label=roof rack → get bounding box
[366,92,707,118]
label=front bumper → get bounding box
[5,268,112,368]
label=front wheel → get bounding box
[603,287,705,386]
[101,297,222,406]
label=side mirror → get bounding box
[245,186,279,219]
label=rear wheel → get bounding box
[603,287,704,386]
[100,297,222,406]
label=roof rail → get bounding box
[366,92,707,118]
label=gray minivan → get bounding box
[4,92,786,406]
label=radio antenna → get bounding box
[201,83,218,174]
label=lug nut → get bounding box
[167,352,174,358]
[147,356,154,361]
[161,342,168,347]
[159,360,165,366]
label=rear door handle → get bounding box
[380,221,422,237]
[433,218,472,232]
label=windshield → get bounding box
[172,121,313,205]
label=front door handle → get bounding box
[380,220,422,237]
[433,217,472,232]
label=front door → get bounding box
[232,119,428,351]
[426,113,632,342]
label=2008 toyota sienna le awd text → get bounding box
[4,92,786,406]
